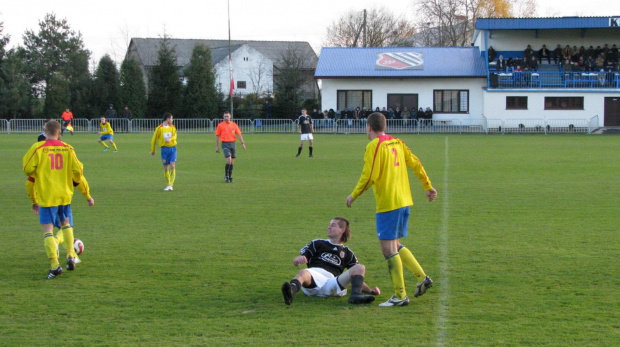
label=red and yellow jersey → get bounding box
[350,135,433,213]
[151,124,177,151]
[99,122,114,135]
[215,121,242,142]
[22,140,89,207]
[26,175,92,205]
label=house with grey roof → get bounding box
[125,38,319,98]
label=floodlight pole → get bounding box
[228,0,234,117]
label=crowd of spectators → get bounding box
[489,43,619,73]
[315,106,434,123]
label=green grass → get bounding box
[1,133,618,346]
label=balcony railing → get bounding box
[489,71,620,89]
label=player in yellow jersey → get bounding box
[98,116,118,152]
[23,120,94,279]
[346,112,438,307]
[151,113,177,191]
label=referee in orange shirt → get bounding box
[215,111,246,183]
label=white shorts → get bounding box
[300,133,314,141]
[301,267,347,297]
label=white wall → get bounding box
[214,45,273,96]
[483,91,611,126]
[321,77,487,124]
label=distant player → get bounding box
[98,116,118,152]
[215,111,246,183]
[60,108,74,135]
[346,112,437,307]
[296,108,314,157]
[151,113,177,191]
[23,120,94,279]
[281,217,380,305]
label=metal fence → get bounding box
[1,117,598,135]
[483,116,598,134]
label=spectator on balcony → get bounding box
[604,60,616,72]
[527,55,538,71]
[602,44,610,56]
[495,55,507,72]
[328,108,336,119]
[507,57,515,68]
[538,44,551,64]
[554,44,563,64]
[609,44,618,61]
[524,45,535,61]
[585,56,596,72]
[562,59,574,72]
[488,46,497,62]
[577,56,587,71]
[394,107,402,119]
[401,107,411,126]
[562,45,573,61]
[595,54,606,70]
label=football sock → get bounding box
[164,170,171,185]
[228,164,233,178]
[99,141,109,148]
[44,232,59,269]
[398,245,426,282]
[55,228,64,246]
[309,146,313,155]
[112,143,118,151]
[169,168,176,186]
[387,253,407,299]
[61,225,76,258]
[297,147,302,155]
[290,279,301,294]
[351,275,364,295]
[225,164,230,178]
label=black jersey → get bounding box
[298,115,313,134]
[299,239,358,277]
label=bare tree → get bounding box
[412,0,536,47]
[324,6,416,47]
[247,58,271,96]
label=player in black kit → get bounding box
[281,217,380,305]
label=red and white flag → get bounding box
[229,54,234,97]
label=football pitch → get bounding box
[1,133,618,346]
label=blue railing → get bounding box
[489,71,620,89]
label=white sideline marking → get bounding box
[436,136,449,347]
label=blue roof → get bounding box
[476,16,620,30]
[315,47,487,78]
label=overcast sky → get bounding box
[1,0,617,65]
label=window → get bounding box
[544,97,584,110]
[387,94,418,111]
[237,81,246,89]
[433,90,469,113]
[337,90,372,110]
[506,96,528,110]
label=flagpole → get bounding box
[228,0,234,117]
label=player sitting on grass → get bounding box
[281,217,380,305]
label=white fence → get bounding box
[483,116,598,134]
[2,117,598,135]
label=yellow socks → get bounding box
[54,228,64,246]
[44,232,59,269]
[112,143,118,150]
[169,169,176,186]
[387,253,406,299]
[164,170,171,185]
[398,245,426,282]
[99,141,109,148]
[61,225,77,258]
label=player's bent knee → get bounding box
[350,264,366,276]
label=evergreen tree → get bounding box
[183,44,218,118]
[1,49,36,118]
[93,54,120,114]
[148,36,182,117]
[119,58,147,118]
[21,13,91,118]
[274,46,310,119]
[44,72,71,118]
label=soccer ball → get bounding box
[73,239,84,255]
